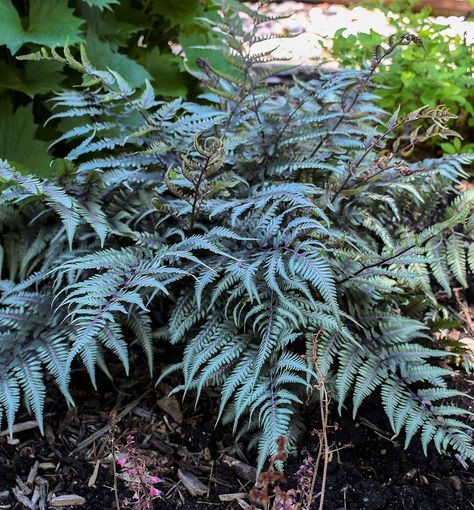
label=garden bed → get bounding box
[0,356,472,509]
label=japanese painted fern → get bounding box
[1,2,473,470]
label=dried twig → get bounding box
[307,330,332,510]
[0,420,38,437]
[454,287,474,333]
[108,411,121,510]
[222,455,257,482]
[73,391,151,453]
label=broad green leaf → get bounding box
[142,48,187,97]
[85,32,151,89]
[0,97,52,177]
[151,0,204,26]
[0,60,64,98]
[82,0,120,10]
[0,0,24,54]
[0,0,83,54]
[80,10,142,47]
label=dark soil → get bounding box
[0,356,472,510]
[287,399,474,510]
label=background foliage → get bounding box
[0,0,230,176]
[330,0,474,155]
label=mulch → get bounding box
[0,346,472,510]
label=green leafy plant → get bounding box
[1,2,473,471]
[331,1,474,155]
[0,0,231,176]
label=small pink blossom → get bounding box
[149,487,161,497]
[149,476,161,484]
[117,457,127,468]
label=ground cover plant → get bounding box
[0,1,473,479]
[331,0,474,155]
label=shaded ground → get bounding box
[0,348,472,509]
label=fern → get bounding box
[0,1,473,469]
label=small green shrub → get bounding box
[0,2,473,470]
[331,1,474,154]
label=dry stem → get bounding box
[108,411,121,510]
[308,329,332,510]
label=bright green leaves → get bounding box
[0,0,83,54]
[22,0,83,50]
[331,28,383,68]
[0,98,52,176]
[0,0,82,178]
[330,8,474,154]
[0,0,227,178]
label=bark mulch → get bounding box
[0,350,472,509]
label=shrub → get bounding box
[0,2,473,470]
[331,1,474,155]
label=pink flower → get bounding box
[149,487,161,497]
[117,457,127,468]
[149,476,161,484]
